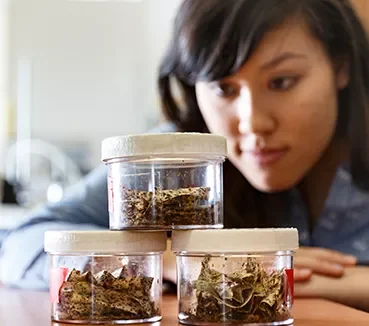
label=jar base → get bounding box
[52,315,162,324]
[110,224,224,231]
[178,314,294,326]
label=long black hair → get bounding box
[158,0,369,228]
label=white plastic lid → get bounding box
[101,133,227,161]
[44,231,167,254]
[171,228,299,253]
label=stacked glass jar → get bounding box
[102,133,227,231]
[171,228,299,326]
[44,132,228,324]
[44,230,166,324]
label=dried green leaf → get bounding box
[186,256,292,324]
[57,268,157,321]
[118,186,217,227]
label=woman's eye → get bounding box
[268,76,298,91]
[211,83,238,97]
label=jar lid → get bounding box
[171,228,299,253]
[101,133,227,161]
[44,231,167,254]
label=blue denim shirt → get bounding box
[1,124,368,289]
[288,167,369,265]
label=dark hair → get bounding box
[158,0,369,228]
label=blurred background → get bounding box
[0,0,181,231]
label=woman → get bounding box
[1,0,369,311]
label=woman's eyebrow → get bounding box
[260,52,307,70]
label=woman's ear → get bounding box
[335,58,350,90]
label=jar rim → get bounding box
[171,228,299,253]
[44,230,167,254]
[101,132,227,162]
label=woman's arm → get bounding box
[0,165,109,289]
[295,266,369,312]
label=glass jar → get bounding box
[172,228,299,325]
[101,133,227,230]
[44,230,167,324]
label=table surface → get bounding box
[0,288,369,326]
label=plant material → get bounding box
[55,268,158,321]
[186,256,291,324]
[117,186,219,228]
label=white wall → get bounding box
[144,0,181,114]
[9,0,181,167]
[0,0,10,181]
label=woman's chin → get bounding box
[245,173,299,193]
[229,156,301,193]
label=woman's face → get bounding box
[195,22,349,192]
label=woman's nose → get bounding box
[237,87,277,135]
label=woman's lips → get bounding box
[242,148,289,166]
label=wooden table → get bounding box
[0,288,369,325]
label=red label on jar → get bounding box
[285,268,294,303]
[108,176,114,213]
[50,268,69,303]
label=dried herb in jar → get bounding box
[56,268,158,321]
[119,186,219,227]
[187,256,291,324]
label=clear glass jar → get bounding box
[44,230,167,324]
[172,229,299,326]
[101,133,227,230]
